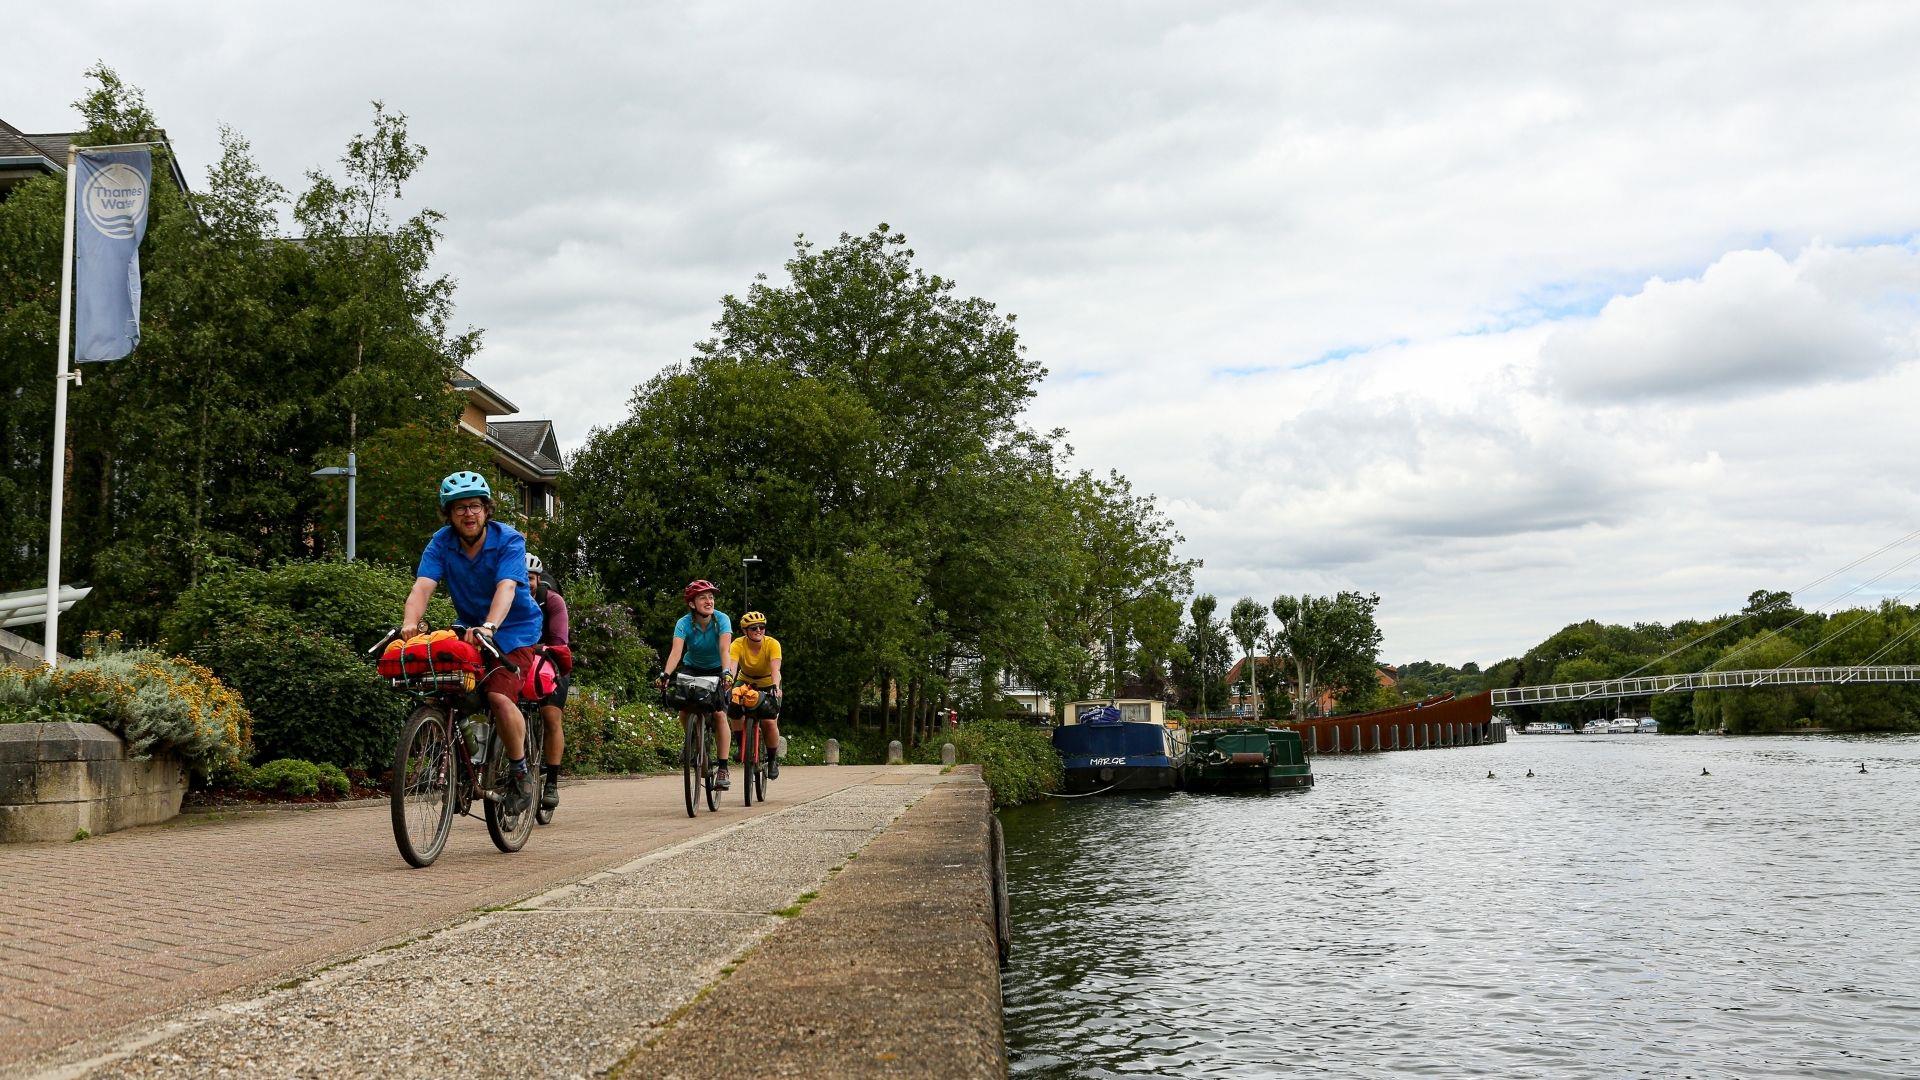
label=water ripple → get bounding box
[1002,733,1920,1079]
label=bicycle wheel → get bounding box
[530,710,553,826]
[485,719,537,854]
[702,719,718,812]
[391,705,455,868]
[682,714,699,818]
[739,720,757,807]
[753,728,768,802]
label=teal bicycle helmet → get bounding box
[438,471,492,508]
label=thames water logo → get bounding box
[83,163,148,239]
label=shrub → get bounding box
[316,762,352,796]
[0,633,251,776]
[560,692,612,774]
[190,617,404,772]
[562,572,658,704]
[559,692,679,774]
[944,719,1060,808]
[600,701,680,773]
[247,757,351,799]
[163,560,455,654]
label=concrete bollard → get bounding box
[1373,725,1382,753]
[1353,725,1362,752]
[942,742,957,766]
[888,740,904,765]
[1309,727,1319,755]
[777,735,788,760]
[825,738,840,766]
[1331,725,1341,753]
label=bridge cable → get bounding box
[1572,526,1920,701]
[1754,576,1920,677]
[1711,548,1920,673]
[1838,619,1920,680]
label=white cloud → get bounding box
[11,2,1920,664]
[1538,246,1918,401]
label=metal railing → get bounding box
[1493,665,1920,706]
[0,585,91,630]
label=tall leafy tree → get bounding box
[1228,597,1267,717]
[1269,591,1384,720]
[1176,594,1232,715]
[558,226,1190,732]
[0,70,479,643]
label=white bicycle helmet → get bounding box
[526,553,545,576]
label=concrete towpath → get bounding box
[0,765,965,1078]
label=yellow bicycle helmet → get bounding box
[740,611,768,628]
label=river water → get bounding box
[1000,733,1920,1078]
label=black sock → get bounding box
[547,765,562,783]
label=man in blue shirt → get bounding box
[402,471,545,813]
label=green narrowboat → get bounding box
[1184,725,1313,790]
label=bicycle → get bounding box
[728,684,776,806]
[663,671,724,817]
[370,626,542,868]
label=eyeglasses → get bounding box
[450,503,487,516]
[747,626,766,633]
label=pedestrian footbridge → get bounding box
[1492,665,1920,707]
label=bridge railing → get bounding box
[1492,665,1920,707]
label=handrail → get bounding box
[1492,665,1920,706]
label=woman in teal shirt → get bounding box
[661,579,735,789]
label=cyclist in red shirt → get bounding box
[527,554,571,811]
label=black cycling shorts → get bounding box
[539,673,570,710]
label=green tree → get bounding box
[1,70,477,645]
[1175,595,1232,715]
[1269,591,1384,721]
[324,423,513,567]
[556,227,1189,737]
[1228,597,1267,718]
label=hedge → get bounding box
[162,561,453,772]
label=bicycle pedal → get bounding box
[480,787,502,803]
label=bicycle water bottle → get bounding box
[466,718,488,764]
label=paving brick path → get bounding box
[0,766,893,1073]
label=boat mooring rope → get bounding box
[1043,782,1121,799]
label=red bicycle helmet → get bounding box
[683,579,719,603]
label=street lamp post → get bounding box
[311,452,358,562]
[741,555,762,610]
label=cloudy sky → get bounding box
[17,2,1920,665]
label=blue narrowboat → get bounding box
[1051,699,1189,793]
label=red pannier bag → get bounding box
[377,640,405,678]
[519,652,559,702]
[429,635,484,673]
[377,632,482,679]
[546,644,574,676]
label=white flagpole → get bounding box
[43,145,79,669]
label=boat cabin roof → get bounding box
[1063,699,1168,726]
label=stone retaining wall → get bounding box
[0,626,56,668]
[0,722,186,843]
[629,768,1008,1078]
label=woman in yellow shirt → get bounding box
[728,611,783,778]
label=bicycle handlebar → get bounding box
[367,624,504,662]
